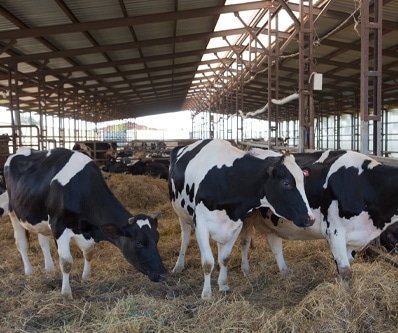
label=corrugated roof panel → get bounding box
[64,0,124,21]
[178,0,225,11]
[123,0,175,16]
[89,27,133,45]
[133,22,174,40]
[1,0,70,27]
[45,33,94,50]
[142,45,174,58]
[106,49,142,61]
[177,16,217,35]
[12,37,53,54]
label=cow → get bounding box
[168,139,314,300]
[240,149,398,286]
[4,147,167,297]
[380,223,398,254]
[0,182,8,216]
[102,156,130,174]
[72,141,117,163]
[128,159,169,180]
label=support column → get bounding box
[298,1,315,152]
[360,0,382,155]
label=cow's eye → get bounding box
[283,180,293,190]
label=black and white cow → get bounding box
[380,223,398,253]
[129,159,169,180]
[168,139,314,300]
[241,149,398,285]
[0,182,8,216]
[4,147,167,297]
[72,141,117,163]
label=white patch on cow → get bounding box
[249,148,281,158]
[137,219,151,229]
[326,200,380,251]
[4,147,32,167]
[314,150,331,164]
[19,218,52,236]
[51,151,92,186]
[323,151,380,189]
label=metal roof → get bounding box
[0,0,397,123]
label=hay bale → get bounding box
[104,173,171,213]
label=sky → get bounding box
[135,110,192,132]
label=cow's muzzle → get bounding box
[303,215,315,227]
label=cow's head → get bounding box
[101,212,168,282]
[262,154,314,228]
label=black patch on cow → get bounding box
[270,213,279,226]
[334,229,338,235]
[181,198,185,208]
[168,139,212,201]
[187,205,194,217]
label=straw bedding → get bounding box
[0,173,396,332]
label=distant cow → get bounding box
[168,139,314,299]
[4,147,167,297]
[0,182,8,216]
[129,159,169,180]
[102,156,130,174]
[72,141,117,163]
[240,149,398,285]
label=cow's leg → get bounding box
[37,233,55,272]
[195,219,214,300]
[266,234,288,274]
[73,235,95,279]
[325,229,351,286]
[217,223,242,293]
[55,229,74,297]
[9,211,33,275]
[173,218,191,273]
[240,218,254,276]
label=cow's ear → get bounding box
[150,212,160,228]
[150,212,160,219]
[128,216,137,225]
[101,224,123,239]
[267,165,277,179]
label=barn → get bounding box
[0,1,397,331]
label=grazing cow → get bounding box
[380,223,398,253]
[4,147,167,297]
[241,149,398,285]
[168,139,314,299]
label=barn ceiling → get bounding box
[0,0,397,123]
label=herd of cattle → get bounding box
[0,139,397,300]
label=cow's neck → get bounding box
[367,164,398,228]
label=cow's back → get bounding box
[5,147,95,224]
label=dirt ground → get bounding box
[0,174,397,332]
